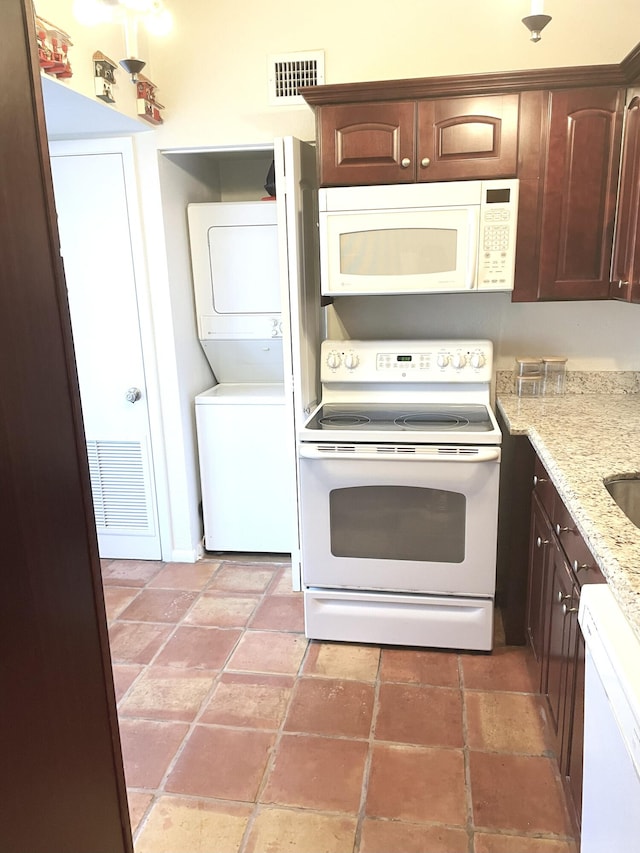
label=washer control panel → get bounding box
[322,339,493,383]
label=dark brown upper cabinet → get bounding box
[610,88,640,304]
[316,94,519,186]
[317,101,416,186]
[302,54,640,302]
[536,87,624,301]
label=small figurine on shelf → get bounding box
[35,16,71,78]
[93,52,118,104]
[35,16,55,70]
[34,14,73,79]
[136,75,164,125]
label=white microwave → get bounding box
[318,179,519,296]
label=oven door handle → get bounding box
[298,446,501,462]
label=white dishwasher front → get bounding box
[578,583,640,853]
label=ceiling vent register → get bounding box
[268,51,325,105]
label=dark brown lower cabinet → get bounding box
[526,455,605,836]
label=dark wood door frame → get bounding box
[0,2,132,850]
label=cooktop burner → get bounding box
[306,403,494,433]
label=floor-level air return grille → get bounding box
[268,51,325,105]
[86,439,152,534]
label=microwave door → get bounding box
[320,207,478,295]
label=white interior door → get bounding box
[274,137,323,589]
[50,146,161,559]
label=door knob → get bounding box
[125,387,142,403]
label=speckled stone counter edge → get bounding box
[496,369,640,396]
[496,392,640,644]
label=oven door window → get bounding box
[329,485,465,563]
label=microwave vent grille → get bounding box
[268,51,324,106]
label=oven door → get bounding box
[298,443,500,596]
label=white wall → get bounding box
[148,0,640,149]
[38,0,640,148]
[327,294,640,369]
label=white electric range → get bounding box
[297,339,502,651]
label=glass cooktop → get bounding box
[304,403,494,433]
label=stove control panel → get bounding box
[322,339,493,383]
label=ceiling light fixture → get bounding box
[522,0,552,43]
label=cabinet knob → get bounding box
[420,157,431,168]
[557,590,571,604]
[401,158,411,168]
[533,475,547,486]
[555,523,572,535]
[536,536,549,548]
[573,560,590,574]
[563,602,579,616]
[619,280,629,288]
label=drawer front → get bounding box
[553,495,605,588]
[533,456,557,518]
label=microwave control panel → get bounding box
[477,179,519,291]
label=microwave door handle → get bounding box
[466,208,479,289]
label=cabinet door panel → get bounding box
[318,102,416,186]
[527,493,552,685]
[417,94,518,181]
[543,543,575,753]
[538,87,623,300]
[565,622,585,831]
[611,90,640,303]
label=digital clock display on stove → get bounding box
[397,355,412,362]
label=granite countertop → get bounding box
[497,393,640,643]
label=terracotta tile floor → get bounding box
[102,556,578,853]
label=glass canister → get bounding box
[515,375,542,397]
[542,356,567,395]
[514,357,543,396]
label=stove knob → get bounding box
[344,352,360,370]
[326,351,342,369]
[451,353,467,369]
[437,353,450,368]
[470,352,486,369]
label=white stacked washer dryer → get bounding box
[188,200,293,553]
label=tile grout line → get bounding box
[113,559,290,845]
[236,626,312,853]
[141,562,283,786]
[352,646,383,853]
[106,560,579,850]
[125,559,233,844]
[459,653,477,853]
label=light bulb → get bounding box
[144,7,172,36]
